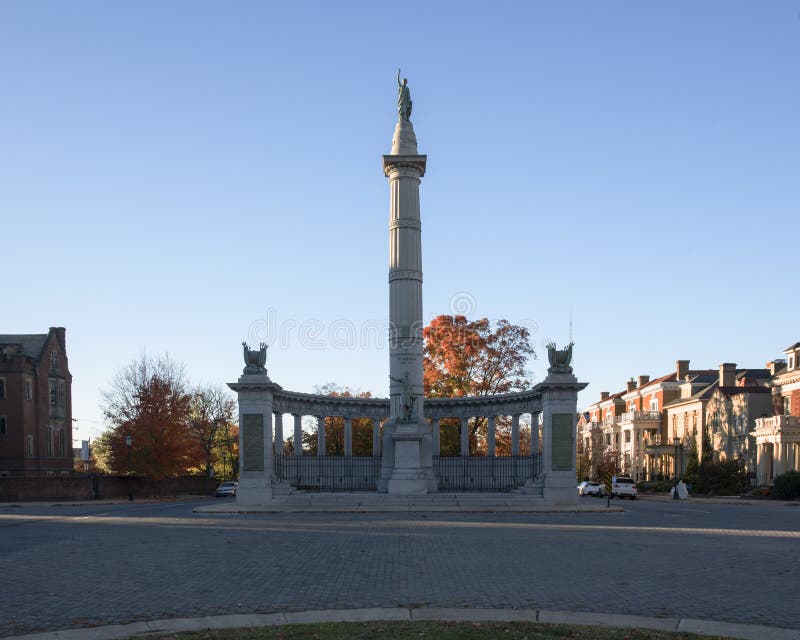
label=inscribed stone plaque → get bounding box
[242,413,264,471]
[552,413,573,471]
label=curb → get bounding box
[193,504,625,514]
[4,607,798,640]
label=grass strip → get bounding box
[144,620,735,639]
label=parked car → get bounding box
[577,481,606,497]
[214,481,238,498]
[610,476,637,499]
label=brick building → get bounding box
[0,328,73,476]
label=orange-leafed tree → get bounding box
[423,315,535,454]
[101,353,202,479]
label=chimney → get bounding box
[50,326,66,348]
[719,363,736,388]
[600,391,610,401]
[676,360,689,380]
[767,360,787,376]
[637,375,650,388]
[626,378,636,392]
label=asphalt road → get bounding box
[1,496,798,637]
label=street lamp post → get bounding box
[125,435,133,502]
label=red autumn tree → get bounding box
[423,315,535,455]
[101,353,203,479]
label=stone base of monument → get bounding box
[541,471,579,505]
[236,478,273,506]
[387,421,433,494]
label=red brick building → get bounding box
[0,328,73,476]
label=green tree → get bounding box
[683,427,700,483]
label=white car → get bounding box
[610,477,638,499]
[214,481,238,498]
[577,481,606,497]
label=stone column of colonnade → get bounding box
[430,412,540,457]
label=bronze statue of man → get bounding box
[397,68,412,122]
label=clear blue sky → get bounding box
[2,2,798,444]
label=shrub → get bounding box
[692,460,747,495]
[772,471,800,500]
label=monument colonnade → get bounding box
[264,390,544,458]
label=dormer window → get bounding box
[789,355,795,371]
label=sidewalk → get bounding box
[637,494,799,506]
[196,493,625,514]
[5,607,798,640]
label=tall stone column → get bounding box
[382,93,434,494]
[511,414,520,456]
[293,414,302,457]
[487,416,496,457]
[432,418,440,455]
[228,353,281,506]
[373,419,381,457]
[317,416,326,456]
[344,417,353,457]
[273,412,283,456]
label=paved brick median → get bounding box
[1,500,798,637]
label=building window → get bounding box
[57,429,65,456]
[649,397,659,411]
[784,396,791,416]
[615,433,620,445]
[49,380,57,414]
[57,381,65,409]
[0,378,5,399]
[27,434,34,457]
[625,431,631,444]
[0,416,6,435]
[50,350,58,371]
[25,379,32,401]
[45,425,54,457]
[605,433,611,446]
[789,355,795,371]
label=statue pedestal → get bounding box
[387,420,432,494]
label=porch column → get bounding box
[373,419,382,456]
[531,411,540,456]
[432,418,440,455]
[511,414,520,456]
[317,416,326,456]
[293,414,302,457]
[460,416,469,457]
[756,443,764,485]
[344,417,353,457]
[487,416,496,457]
[273,412,283,456]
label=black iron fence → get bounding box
[433,455,539,492]
[274,454,380,492]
